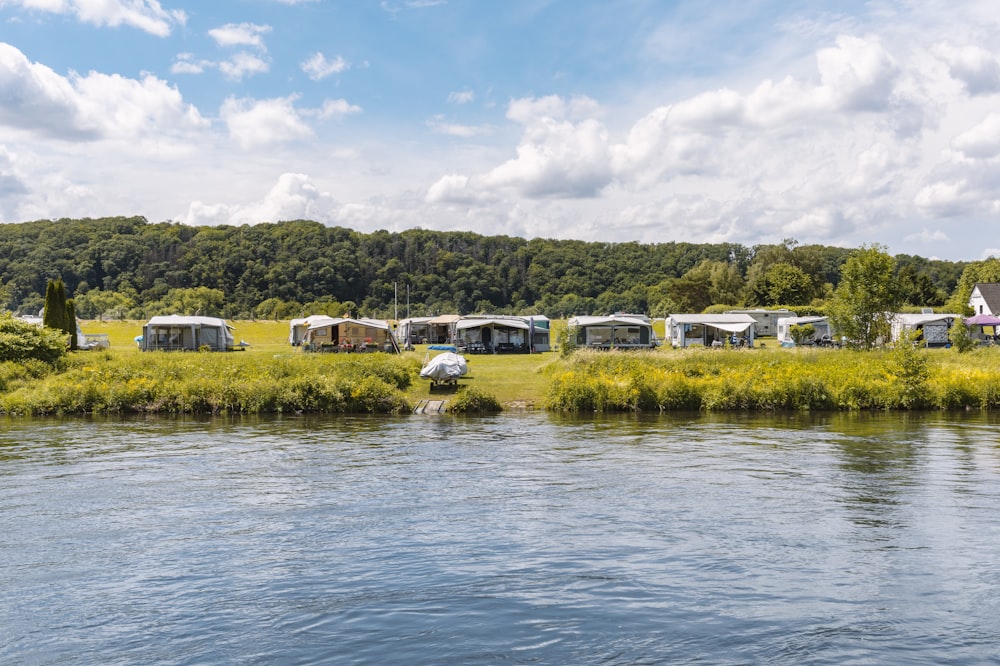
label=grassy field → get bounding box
[79,319,559,407]
[65,319,1000,414]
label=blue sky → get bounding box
[1,0,999,261]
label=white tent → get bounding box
[141,315,236,351]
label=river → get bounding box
[3,411,1000,664]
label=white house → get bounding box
[969,283,1000,316]
[666,313,755,348]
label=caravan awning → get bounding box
[456,318,529,331]
[709,322,754,333]
[428,315,461,325]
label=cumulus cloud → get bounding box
[816,35,899,112]
[302,53,349,80]
[180,173,338,226]
[0,43,207,141]
[952,113,1000,159]
[914,179,975,217]
[303,98,363,120]
[2,0,185,36]
[427,31,920,243]
[0,146,28,208]
[218,52,270,81]
[904,228,950,243]
[932,42,1000,96]
[209,23,271,50]
[220,96,313,149]
[171,53,212,75]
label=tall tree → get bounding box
[43,278,75,347]
[829,245,900,350]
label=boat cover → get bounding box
[420,352,468,381]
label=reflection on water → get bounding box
[3,411,1000,664]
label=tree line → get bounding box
[0,216,978,320]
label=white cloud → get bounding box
[2,0,185,36]
[307,98,363,120]
[448,90,475,104]
[952,112,1000,159]
[816,35,899,112]
[914,179,973,217]
[180,173,338,226]
[220,96,313,149]
[209,23,271,50]
[171,53,211,75]
[301,53,349,80]
[218,52,270,81]
[0,146,28,217]
[0,43,208,141]
[427,116,490,137]
[932,42,1000,96]
[904,228,950,243]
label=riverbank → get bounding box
[3,319,999,415]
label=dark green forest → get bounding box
[0,216,969,320]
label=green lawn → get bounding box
[80,319,559,407]
[401,346,556,408]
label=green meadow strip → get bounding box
[544,347,1000,413]
[0,351,419,416]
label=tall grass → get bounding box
[544,347,1000,412]
[0,350,418,416]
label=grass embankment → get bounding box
[11,319,1000,415]
[1,320,553,415]
[544,346,1000,412]
[0,350,417,415]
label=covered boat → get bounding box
[419,351,468,387]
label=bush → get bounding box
[0,314,67,364]
[449,386,502,414]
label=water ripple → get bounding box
[3,412,1000,664]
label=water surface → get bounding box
[3,412,1000,664]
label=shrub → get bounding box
[449,386,502,414]
[0,314,67,364]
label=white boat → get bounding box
[419,351,468,387]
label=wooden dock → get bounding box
[413,399,448,414]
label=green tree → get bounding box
[948,320,976,353]
[147,287,225,316]
[761,263,815,306]
[42,279,75,347]
[789,323,816,345]
[73,288,133,321]
[829,245,900,350]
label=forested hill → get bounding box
[0,216,967,319]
